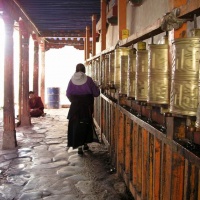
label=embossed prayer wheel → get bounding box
[104,55,109,88]
[114,48,130,90]
[91,60,96,81]
[86,63,92,77]
[135,49,148,101]
[94,58,100,85]
[109,52,115,87]
[127,49,136,98]
[119,55,128,95]
[170,37,200,116]
[148,44,169,104]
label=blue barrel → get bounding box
[47,87,60,109]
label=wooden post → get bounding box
[39,40,45,106]
[118,0,127,40]
[18,23,22,123]
[101,0,106,51]
[92,14,97,56]
[84,38,86,61]
[32,34,39,96]
[86,26,90,60]
[19,19,31,126]
[2,13,17,149]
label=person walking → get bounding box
[66,63,100,155]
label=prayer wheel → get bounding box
[109,52,115,88]
[170,37,200,116]
[148,44,169,104]
[127,49,136,98]
[86,63,92,77]
[94,58,100,85]
[91,60,96,81]
[135,49,148,101]
[114,47,130,90]
[104,54,109,88]
[119,55,128,95]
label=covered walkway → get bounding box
[0,108,133,200]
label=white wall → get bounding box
[45,46,84,105]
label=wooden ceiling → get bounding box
[0,0,102,50]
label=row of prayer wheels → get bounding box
[86,37,200,117]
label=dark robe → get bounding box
[29,96,44,117]
[67,94,99,149]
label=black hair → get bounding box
[29,91,34,94]
[76,63,85,73]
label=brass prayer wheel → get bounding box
[135,49,148,101]
[94,58,100,85]
[91,60,95,80]
[109,52,115,87]
[119,55,128,95]
[148,44,169,104]
[170,37,200,116]
[104,55,109,88]
[137,41,146,50]
[114,48,130,90]
[127,49,136,98]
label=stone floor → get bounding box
[0,108,134,200]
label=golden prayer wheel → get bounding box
[91,60,95,80]
[170,37,200,116]
[104,55,109,87]
[127,49,136,98]
[87,63,91,77]
[95,58,100,85]
[109,52,115,87]
[119,55,128,95]
[137,41,146,50]
[114,48,130,90]
[148,44,169,104]
[135,49,148,101]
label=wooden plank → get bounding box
[162,144,172,200]
[154,137,162,200]
[125,117,131,179]
[186,163,199,200]
[117,111,124,175]
[137,126,142,193]
[198,169,200,200]
[148,134,154,200]
[132,123,139,186]
[171,152,184,200]
[183,160,189,200]
[141,128,149,199]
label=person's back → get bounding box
[66,63,100,155]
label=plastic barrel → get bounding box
[47,87,60,109]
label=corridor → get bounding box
[0,108,133,200]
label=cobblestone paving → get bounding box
[0,108,133,200]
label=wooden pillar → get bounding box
[2,13,17,149]
[92,14,97,56]
[39,40,45,106]
[19,19,31,126]
[84,38,86,61]
[86,26,90,60]
[168,0,187,41]
[101,0,106,51]
[18,23,22,123]
[32,34,39,96]
[118,0,127,40]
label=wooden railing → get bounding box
[94,94,200,200]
